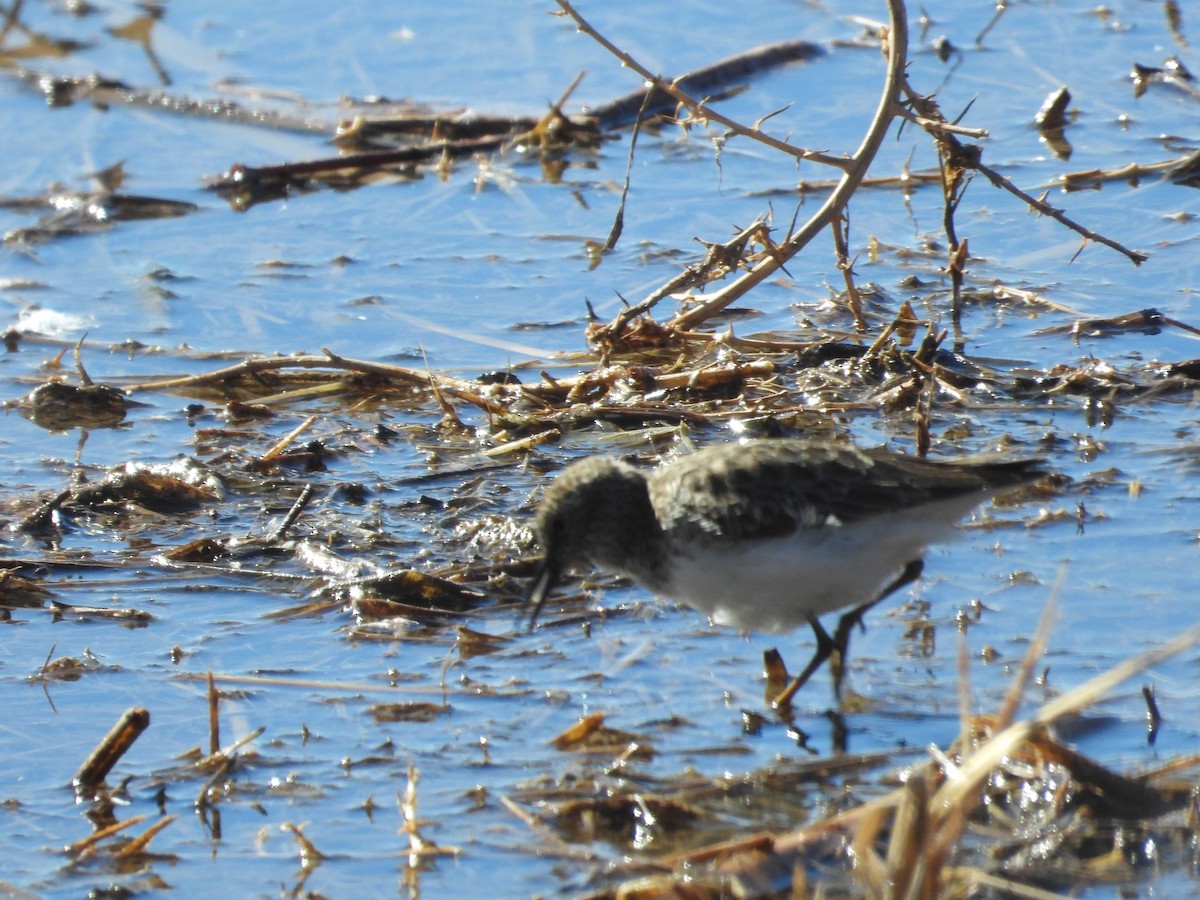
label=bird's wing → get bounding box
[650,440,1039,542]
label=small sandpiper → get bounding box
[527,438,1045,705]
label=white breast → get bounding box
[658,498,981,632]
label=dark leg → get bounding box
[770,613,836,709]
[829,559,925,699]
[771,558,925,708]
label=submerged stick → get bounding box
[207,671,220,757]
[73,706,150,788]
[113,815,178,859]
[586,38,826,130]
[65,815,147,856]
[266,483,317,544]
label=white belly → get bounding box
[658,505,969,632]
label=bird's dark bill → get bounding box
[526,559,558,631]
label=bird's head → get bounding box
[526,456,649,630]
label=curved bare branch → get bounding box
[667,0,908,332]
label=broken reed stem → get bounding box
[938,151,968,327]
[914,365,933,458]
[211,725,266,761]
[921,619,1200,884]
[113,815,178,859]
[195,754,233,813]
[1060,154,1194,191]
[207,671,220,756]
[260,414,319,464]
[73,706,150,788]
[993,566,1063,731]
[65,814,147,856]
[182,671,467,693]
[955,628,972,772]
[587,39,827,130]
[267,483,317,544]
[282,822,327,867]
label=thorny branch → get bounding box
[568,0,1144,350]
[554,0,849,173]
[578,0,909,345]
[975,157,1147,266]
[898,84,1148,269]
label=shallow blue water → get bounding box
[1,1,1199,896]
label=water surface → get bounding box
[1,1,1199,896]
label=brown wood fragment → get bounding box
[1035,86,1071,129]
[207,672,220,757]
[73,706,150,788]
[113,815,178,859]
[64,814,146,856]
